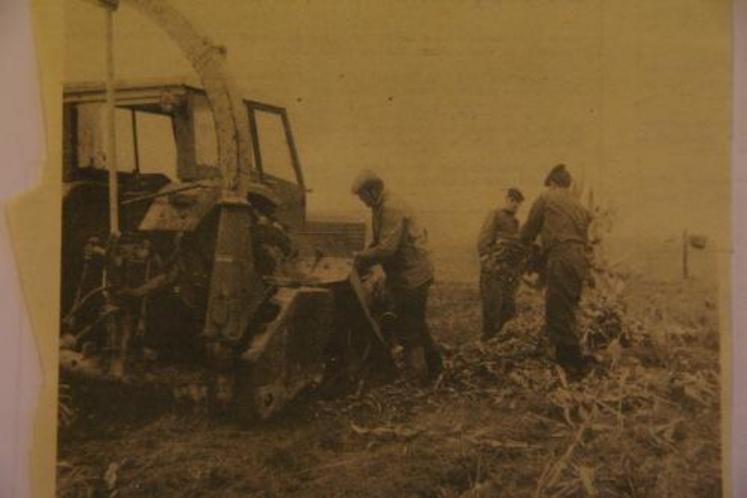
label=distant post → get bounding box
[682,229,689,279]
[682,230,708,280]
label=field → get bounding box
[57,274,723,498]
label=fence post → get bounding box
[682,229,689,279]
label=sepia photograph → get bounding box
[47,0,730,496]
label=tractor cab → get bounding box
[61,79,309,318]
[63,78,306,229]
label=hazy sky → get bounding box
[64,0,731,254]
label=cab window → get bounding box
[192,97,218,167]
[72,102,177,179]
[254,110,297,184]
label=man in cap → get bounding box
[351,170,443,382]
[520,164,592,379]
[477,187,526,341]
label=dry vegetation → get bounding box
[57,271,722,498]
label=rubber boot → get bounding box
[406,346,429,385]
[481,326,498,342]
[555,343,588,382]
[425,344,444,380]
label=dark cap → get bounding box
[351,170,384,194]
[507,187,524,202]
[544,164,572,188]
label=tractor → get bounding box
[59,0,393,421]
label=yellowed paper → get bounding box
[13,0,733,496]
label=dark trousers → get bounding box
[390,282,442,375]
[544,243,588,362]
[479,268,519,337]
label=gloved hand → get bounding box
[352,251,371,274]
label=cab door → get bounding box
[246,101,306,230]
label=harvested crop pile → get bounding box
[57,274,722,498]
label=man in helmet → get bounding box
[351,170,443,382]
[520,164,592,380]
[477,187,526,342]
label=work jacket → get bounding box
[520,189,591,255]
[358,190,434,289]
[477,208,520,259]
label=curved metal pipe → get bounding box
[121,0,254,195]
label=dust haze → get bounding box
[64,0,729,281]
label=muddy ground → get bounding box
[57,275,723,498]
